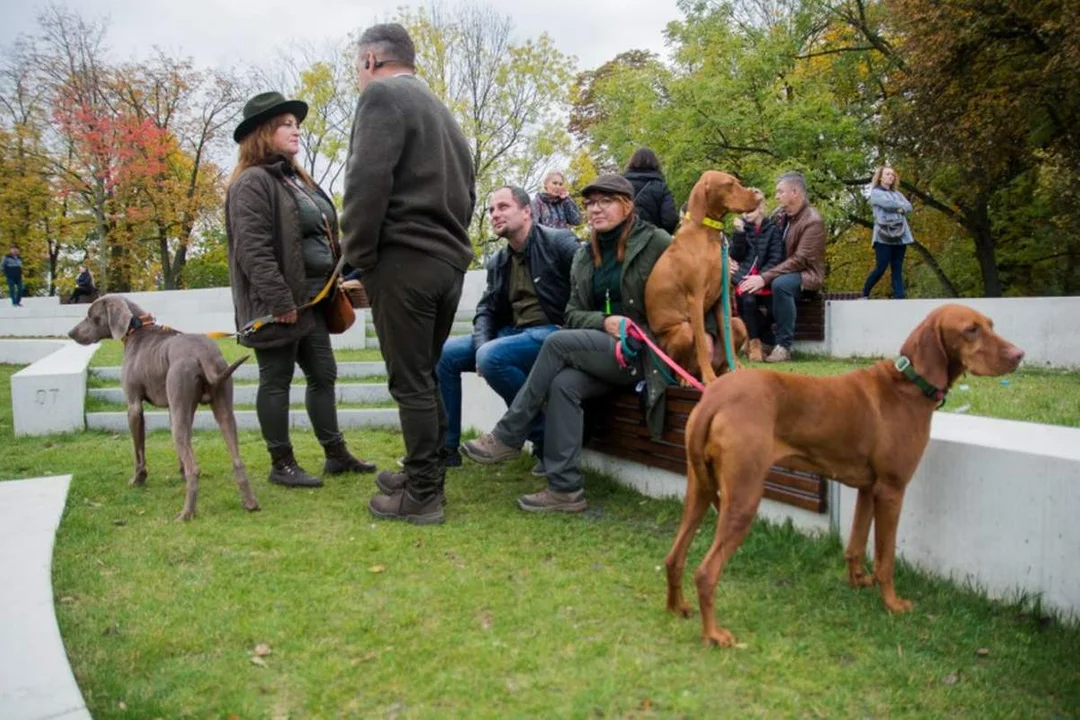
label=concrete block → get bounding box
[0,339,69,365]
[836,412,1080,620]
[11,342,98,436]
[0,475,91,720]
[90,361,387,384]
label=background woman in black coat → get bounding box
[623,147,678,234]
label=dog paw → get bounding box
[885,597,914,614]
[848,573,874,588]
[129,473,147,487]
[667,602,693,619]
[703,627,737,648]
[176,509,196,522]
[245,501,262,512]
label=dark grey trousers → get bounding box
[254,309,341,451]
[364,247,464,496]
[493,329,639,493]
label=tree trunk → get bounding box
[908,240,959,297]
[967,201,1002,297]
[158,224,173,290]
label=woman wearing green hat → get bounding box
[225,91,376,488]
[463,173,673,513]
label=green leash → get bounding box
[720,237,737,373]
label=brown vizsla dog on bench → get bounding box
[664,304,1024,646]
[646,171,759,383]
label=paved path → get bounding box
[0,476,91,720]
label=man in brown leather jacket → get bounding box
[737,171,826,362]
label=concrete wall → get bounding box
[836,413,1080,620]
[0,339,69,365]
[11,342,98,436]
[825,297,1080,368]
[0,273,489,347]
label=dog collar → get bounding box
[683,213,725,231]
[894,355,946,406]
[125,313,156,337]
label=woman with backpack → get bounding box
[861,165,914,299]
[623,147,678,234]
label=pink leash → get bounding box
[615,318,705,392]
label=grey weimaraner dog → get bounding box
[69,294,260,520]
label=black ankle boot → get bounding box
[323,440,377,475]
[268,447,323,488]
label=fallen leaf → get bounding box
[479,612,493,631]
[368,564,386,574]
[117,701,127,711]
[251,656,268,667]
[254,643,272,657]
[640,698,653,711]
[112,519,127,526]
[734,642,749,650]
[351,651,378,665]
[897,644,903,658]
[943,671,960,685]
[976,647,990,657]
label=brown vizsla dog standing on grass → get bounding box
[664,304,1025,646]
[646,171,760,383]
[69,295,260,521]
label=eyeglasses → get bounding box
[583,196,618,211]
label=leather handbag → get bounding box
[322,282,355,334]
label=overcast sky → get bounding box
[1,0,684,73]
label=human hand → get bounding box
[603,315,628,338]
[733,216,745,231]
[728,262,739,278]
[275,309,298,324]
[739,276,766,295]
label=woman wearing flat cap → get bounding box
[463,173,673,513]
[226,91,376,488]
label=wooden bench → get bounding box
[741,290,862,343]
[585,386,830,513]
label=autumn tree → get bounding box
[397,2,576,247]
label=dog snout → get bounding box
[1005,344,1025,369]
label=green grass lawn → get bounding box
[1,364,1078,718]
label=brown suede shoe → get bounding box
[747,338,764,363]
[517,488,588,513]
[369,489,445,525]
[463,432,521,464]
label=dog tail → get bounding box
[686,389,720,495]
[205,355,249,391]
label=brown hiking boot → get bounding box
[322,440,377,475]
[463,432,521,464]
[747,338,764,363]
[374,469,446,504]
[369,489,445,525]
[765,345,792,363]
[517,488,588,513]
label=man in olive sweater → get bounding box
[342,23,476,525]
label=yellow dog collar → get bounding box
[683,213,725,231]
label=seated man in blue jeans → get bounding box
[437,185,579,468]
[736,171,826,363]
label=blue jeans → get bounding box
[437,325,557,450]
[6,277,23,306]
[862,242,907,299]
[770,273,803,349]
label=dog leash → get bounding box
[681,211,739,375]
[209,215,346,340]
[615,317,706,392]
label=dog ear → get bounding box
[898,309,949,390]
[686,173,711,224]
[105,297,134,340]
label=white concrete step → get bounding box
[88,382,392,406]
[86,407,400,433]
[90,360,387,383]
